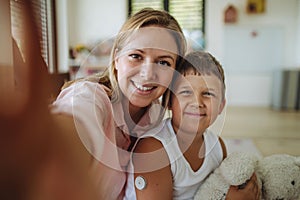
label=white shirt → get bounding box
[125,118,223,200]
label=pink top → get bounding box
[51,80,162,199]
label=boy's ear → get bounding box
[218,98,226,114]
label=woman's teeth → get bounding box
[133,82,153,91]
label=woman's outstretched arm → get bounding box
[0,2,99,199]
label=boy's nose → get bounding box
[193,96,205,108]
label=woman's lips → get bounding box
[132,81,157,93]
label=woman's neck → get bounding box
[121,98,148,127]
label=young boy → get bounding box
[124,51,258,200]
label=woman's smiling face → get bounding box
[114,26,178,108]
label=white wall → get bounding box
[67,0,127,46]
[66,0,300,106]
[0,0,13,67]
[297,0,300,65]
[206,0,299,67]
[56,0,69,72]
[205,0,300,106]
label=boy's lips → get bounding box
[184,112,207,117]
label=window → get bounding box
[128,0,205,49]
[10,0,56,72]
[129,0,163,14]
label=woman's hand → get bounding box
[226,173,260,200]
[0,2,98,199]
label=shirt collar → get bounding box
[112,100,163,138]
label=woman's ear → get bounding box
[114,49,119,70]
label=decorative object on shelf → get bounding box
[250,30,258,38]
[224,5,238,24]
[246,0,265,14]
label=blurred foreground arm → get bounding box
[0,2,98,200]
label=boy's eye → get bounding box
[179,90,192,95]
[203,91,215,97]
[157,60,171,67]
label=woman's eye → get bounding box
[129,54,142,60]
[157,60,171,67]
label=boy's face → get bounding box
[170,72,225,135]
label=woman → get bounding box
[1,4,259,199]
[52,8,186,200]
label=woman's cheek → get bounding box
[159,68,175,87]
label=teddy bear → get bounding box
[256,154,300,200]
[194,152,260,200]
[194,152,300,200]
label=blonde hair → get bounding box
[99,8,186,106]
[60,8,186,129]
[63,8,186,120]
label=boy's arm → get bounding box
[226,173,260,200]
[218,137,260,200]
[132,137,173,200]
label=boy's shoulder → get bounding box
[133,118,174,152]
[141,118,172,138]
[204,130,227,160]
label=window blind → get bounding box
[169,0,204,31]
[10,0,55,71]
[128,0,204,33]
[129,0,164,17]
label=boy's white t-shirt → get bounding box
[124,118,223,200]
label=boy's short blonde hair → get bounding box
[174,51,226,99]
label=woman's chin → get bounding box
[129,98,152,109]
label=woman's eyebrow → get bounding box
[126,48,176,62]
[134,49,145,53]
[158,55,176,62]
[125,48,144,53]
[117,48,143,57]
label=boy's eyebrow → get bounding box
[176,85,219,91]
[176,84,191,89]
[206,87,218,91]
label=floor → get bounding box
[213,106,300,156]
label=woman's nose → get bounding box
[139,62,156,80]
